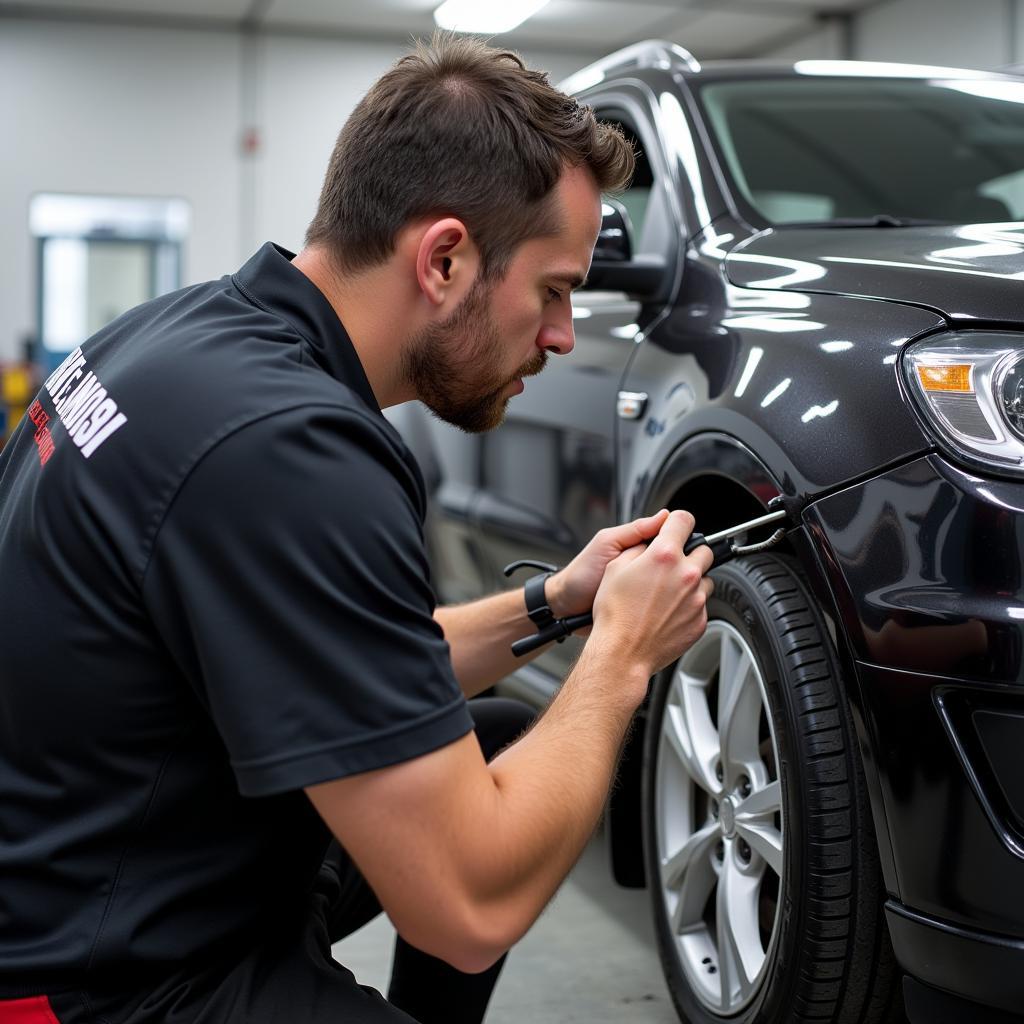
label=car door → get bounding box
[472,93,683,687]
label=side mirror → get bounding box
[593,199,633,262]
[585,198,669,300]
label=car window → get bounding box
[594,111,656,245]
[699,76,1024,224]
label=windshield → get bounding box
[698,75,1024,225]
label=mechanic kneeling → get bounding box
[0,36,713,1023]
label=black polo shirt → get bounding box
[0,243,473,992]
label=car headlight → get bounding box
[903,332,1024,476]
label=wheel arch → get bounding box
[606,433,890,891]
[609,433,786,887]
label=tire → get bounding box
[642,554,906,1024]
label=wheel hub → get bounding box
[719,795,737,838]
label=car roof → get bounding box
[559,39,1024,94]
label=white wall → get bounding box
[756,21,846,62]
[0,20,243,362]
[0,17,599,362]
[854,0,1012,69]
[762,0,1024,67]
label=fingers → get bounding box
[652,508,696,549]
[596,509,669,554]
[632,508,670,538]
[609,543,647,568]
[648,509,720,577]
[687,541,715,577]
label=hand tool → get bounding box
[504,501,793,657]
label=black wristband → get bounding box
[523,571,557,629]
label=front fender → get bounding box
[619,288,946,521]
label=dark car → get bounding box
[389,42,1024,1024]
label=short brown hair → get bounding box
[305,34,634,280]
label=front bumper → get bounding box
[804,453,1024,1013]
[892,905,1024,1020]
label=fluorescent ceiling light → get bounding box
[434,0,551,34]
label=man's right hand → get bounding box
[589,509,714,685]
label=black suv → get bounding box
[391,42,1024,1024]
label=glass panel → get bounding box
[699,77,1024,224]
[597,114,654,240]
[30,194,187,369]
[85,242,153,337]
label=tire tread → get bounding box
[644,554,906,1024]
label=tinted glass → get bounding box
[594,112,655,241]
[699,76,1024,224]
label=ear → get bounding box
[415,218,480,308]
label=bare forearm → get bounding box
[305,636,647,973]
[457,637,647,954]
[435,578,569,697]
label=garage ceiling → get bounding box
[0,0,886,58]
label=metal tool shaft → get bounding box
[702,508,787,545]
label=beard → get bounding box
[402,276,547,433]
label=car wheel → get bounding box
[642,554,905,1024]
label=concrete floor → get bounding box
[332,832,680,1023]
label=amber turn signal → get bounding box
[916,364,973,393]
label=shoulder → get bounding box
[147,402,429,571]
[205,401,425,514]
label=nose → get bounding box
[538,320,575,357]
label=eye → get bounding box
[546,287,564,303]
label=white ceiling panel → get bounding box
[263,0,436,34]
[262,0,679,52]
[6,0,250,18]
[500,1,686,50]
[262,0,678,51]
[4,0,885,58]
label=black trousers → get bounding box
[50,697,535,1024]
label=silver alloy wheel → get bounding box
[654,620,785,1015]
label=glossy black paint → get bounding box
[807,455,1024,682]
[728,223,1024,327]
[400,50,1024,1021]
[618,220,946,518]
[803,458,1024,932]
[892,909,1024,1017]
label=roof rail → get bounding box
[559,39,700,95]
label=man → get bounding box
[0,35,712,1023]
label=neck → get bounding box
[290,246,416,408]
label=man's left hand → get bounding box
[545,509,671,622]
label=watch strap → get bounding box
[524,571,556,629]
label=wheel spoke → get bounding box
[715,854,763,1010]
[717,647,761,774]
[664,697,720,795]
[661,821,719,891]
[736,820,783,876]
[670,842,719,936]
[719,630,740,695]
[736,779,781,818]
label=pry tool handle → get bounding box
[506,507,791,659]
[508,533,730,658]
